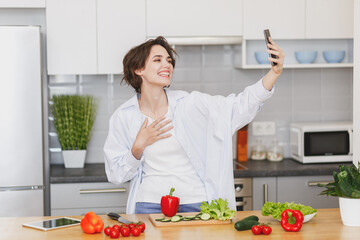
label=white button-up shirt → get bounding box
[104,78,273,214]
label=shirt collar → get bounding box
[119,89,187,111]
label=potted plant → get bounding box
[51,95,97,168]
[318,163,360,226]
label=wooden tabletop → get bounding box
[1,209,360,239]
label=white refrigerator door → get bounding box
[0,190,44,217]
[0,26,43,187]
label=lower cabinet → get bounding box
[253,175,338,210]
[277,176,338,209]
[51,182,129,216]
[253,177,277,210]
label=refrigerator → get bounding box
[0,26,44,217]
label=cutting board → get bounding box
[149,212,232,227]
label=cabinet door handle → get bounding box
[308,181,333,187]
[263,184,268,204]
[236,201,247,207]
[79,188,127,194]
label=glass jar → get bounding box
[250,139,266,160]
[267,140,284,161]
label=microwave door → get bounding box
[304,131,350,156]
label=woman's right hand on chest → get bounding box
[131,116,173,160]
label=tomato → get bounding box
[104,226,112,236]
[137,221,146,232]
[109,229,120,239]
[261,225,272,235]
[131,227,141,237]
[120,223,129,229]
[128,223,137,229]
[251,225,262,235]
[112,224,121,231]
[120,227,131,237]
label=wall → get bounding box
[48,45,353,164]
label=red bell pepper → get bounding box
[80,211,104,234]
[161,188,180,217]
[280,209,304,232]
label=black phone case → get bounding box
[264,29,277,66]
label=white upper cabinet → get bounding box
[0,0,45,8]
[46,0,146,75]
[46,0,98,75]
[305,0,354,39]
[97,0,146,74]
[243,0,305,39]
[146,0,243,37]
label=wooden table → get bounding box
[1,209,359,239]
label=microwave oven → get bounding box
[290,121,353,164]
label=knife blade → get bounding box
[107,212,132,224]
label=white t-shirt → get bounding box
[136,108,207,204]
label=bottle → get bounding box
[237,125,248,162]
[250,139,266,160]
[267,139,284,161]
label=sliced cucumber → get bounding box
[161,218,171,222]
[171,215,182,222]
[155,217,165,221]
[200,213,211,221]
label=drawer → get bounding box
[51,206,126,216]
[51,182,129,209]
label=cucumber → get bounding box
[234,220,259,231]
[155,218,165,221]
[239,215,259,222]
[161,218,171,222]
[200,213,211,221]
[171,215,182,222]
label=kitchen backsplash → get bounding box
[48,45,353,164]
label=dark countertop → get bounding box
[233,158,352,178]
[50,158,352,183]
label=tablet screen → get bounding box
[23,217,81,231]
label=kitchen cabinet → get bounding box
[306,0,353,39]
[46,0,97,75]
[97,0,145,74]
[50,182,129,216]
[243,0,305,40]
[252,177,277,210]
[46,0,146,75]
[241,0,354,69]
[0,0,45,8]
[146,0,243,37]
[277,175,339,209]
[252,175,338,210]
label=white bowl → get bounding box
[277,212,316,223]
[303,212,317,223]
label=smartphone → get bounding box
[263,29,277,66]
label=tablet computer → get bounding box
[22,217,81,231]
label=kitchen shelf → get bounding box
[238,39,354,69]
[239,63,353,69]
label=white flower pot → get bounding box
[62,150,86,168]
[339,197,360,226]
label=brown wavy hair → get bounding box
[122,36,177,93]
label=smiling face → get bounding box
[135,45,174,91]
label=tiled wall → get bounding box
[48,45,353,164]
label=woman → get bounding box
[104,36,285,214]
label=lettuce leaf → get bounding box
[261,201,317,220]
[200,198,236,221]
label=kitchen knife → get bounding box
[107,212,132,224]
